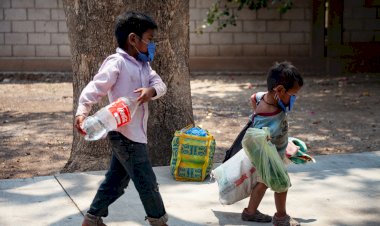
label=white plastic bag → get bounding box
[212,149,257,205]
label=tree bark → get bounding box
[62,0,192,172]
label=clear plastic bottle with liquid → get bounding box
[82,97,138,141]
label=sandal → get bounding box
[241,208,272,222]
[272,213,300,226]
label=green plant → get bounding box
[199,0,293,33]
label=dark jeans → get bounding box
[87,131,166,219]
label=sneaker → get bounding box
[272,213,300,226]
[241,208,272,222]
[82,213,107,226]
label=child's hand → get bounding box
[74,115,87,135]
[134,87,156,105]
[286,141,300,157]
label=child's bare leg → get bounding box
[274,191,287,216]
[273,191,300,225]
[246,182,268,214]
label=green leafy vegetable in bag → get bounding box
[242,127,291,192]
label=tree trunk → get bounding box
[62,0,192,172]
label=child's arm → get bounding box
[75,57,120,117]
[147,66,167,100]
[250,93,257,112]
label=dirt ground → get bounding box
[0,73,379,179]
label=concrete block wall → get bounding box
[343,0,380,42]
[189,0,312,58]
[0,0,314,72]
[0,0,70,58]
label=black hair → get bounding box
[266,61,303,91]
[114,11,157,49]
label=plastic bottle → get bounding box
[82,97,138,141]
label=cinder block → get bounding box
[0,21,11,32]
[267,44,289,56]
[190,45,195,56]
[304,33,310,43]
[51,33,69,44]
[29,33,51,44]
[289,44,310,56]
[364,19,380,30]
[28,9,50,20]
[58,21,67,32]
[59,45,71,56]
[352,8,376,19]
[281,33,304,44]
[345,0,364,7]
[242,44,266,56]
[12,21,35,32]
[305,8,311,20]
[189,0,196,8]
[219,44,243,56]
[344,19,363,30]
[13,45,35,56]
[0,45,12,56]
[351,31,374,42]
[195,45,218,56]
[267,21,290,32]
[190,8,208,21]
[344,8,352,18]
[36,45,58,56]
[290,21,311,32]
[5,33,27,44]
[4,9,26,20]
[292,0,311,7]
[196,0,214,8]
[0,34,4,44]
[11,0,34,8]
[243,21,266,32]
[51,9,65,20]
[234,33,257,44]
[281,9,305,20]
[257,9,280,20]
[195,20,218,33]
[35,0,58,8]
[210,33,233,44]
[190,33,210,44]
[257,33,280,44]
[0,0,11,8]
[189,8,200,20]
[36,21,58,32]
[220,21,243,32]
[189,21,196,33]
[237,8,256,20]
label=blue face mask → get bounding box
[134,36,156,62]
[277,94,297,113]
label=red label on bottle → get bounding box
[107,98,131,127]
